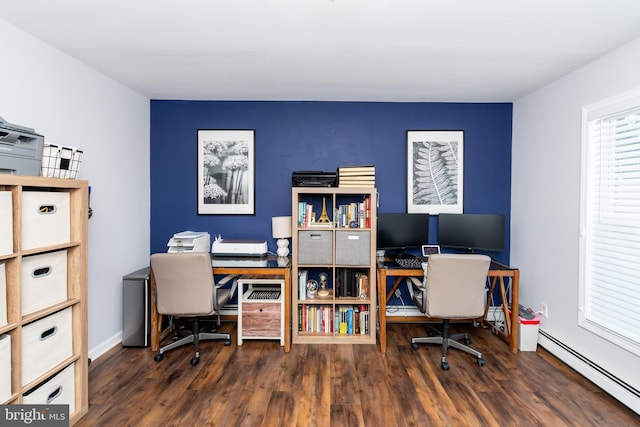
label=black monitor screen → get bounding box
[438,213,505,252]
[376,213,430,251]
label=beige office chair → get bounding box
[150,252,237,366]
[409,253,491,371]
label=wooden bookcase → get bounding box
[0,175,88,424]
[291,187,377,345]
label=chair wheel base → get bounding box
[441,361,450,371]
[190,357,200,366]
[411,342,419,350]
[477,357,485,367]
[154,353,164,362]
[224,339,231,346]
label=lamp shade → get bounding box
[272,216,292,239]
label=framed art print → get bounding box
[406,130,464,214]
[197,129,255,215]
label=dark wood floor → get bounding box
[76,322,639,426]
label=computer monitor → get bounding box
[438,213,505,252]
[376,213,430,253]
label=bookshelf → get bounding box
[291,187,377,345]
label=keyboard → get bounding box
[394,256,428,269]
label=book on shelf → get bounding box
[338,181,375,188]
[298,269,308,300]
[337,165,375,174]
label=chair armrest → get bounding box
[405,276,427,313]
[213,274,239,309]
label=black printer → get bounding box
[292,171,337,187]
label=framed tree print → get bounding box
[406,130,464,214]
[198,129,255,215]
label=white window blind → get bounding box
[580,94,640,355]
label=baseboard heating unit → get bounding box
[538,329,640,415]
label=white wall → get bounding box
[0,19,150,359]
[512,37,640,412]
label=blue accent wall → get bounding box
[150,101,512,264]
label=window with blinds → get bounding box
[580,89,640,356]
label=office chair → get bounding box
[408,253,491,371]
[150,252,237,366]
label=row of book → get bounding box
[337,165,375,188]
[298,304,370,335]
[297,196,371,228]
[336,269,370,299]
[299,269,370,300]
[334,197,371,228]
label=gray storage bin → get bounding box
[298,230,332,264]
[335,230,370,266]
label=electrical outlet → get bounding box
[540,302,549,318]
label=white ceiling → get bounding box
[2,0,640,102]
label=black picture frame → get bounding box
[197,129,255,215]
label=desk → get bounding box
[150,255,291,353]
[376,259,519,354]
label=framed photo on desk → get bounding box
[197,129,255,215]
[406,130,464,214]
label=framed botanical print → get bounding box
[406,130,464,214]
[197,129,255,215]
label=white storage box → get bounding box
[21,250,68,315]
[21,191,70,250]
[0,334,11,402]
[0,191,13,255]
[22,308,72,385]
[0,262,7,327]
[519,312,541,352]
[41,144,83,179]
[0,191,12,256]
[23,362,75,413]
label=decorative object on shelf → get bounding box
[317,197,331,224]
[406,130,464,214]
[306,279,318,299]
[197,129,255,215]
[318,272,329,297]
[272,216,292,257]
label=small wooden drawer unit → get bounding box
[237,276,285,346]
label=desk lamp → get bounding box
[272,216,292,257]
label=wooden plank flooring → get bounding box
[76,322,639,426]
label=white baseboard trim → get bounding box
[538,329,640,415]
[89,331,122,362]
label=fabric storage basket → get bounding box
[335,230,371,266]
[22,307,72,385]
[298,230,332,264]
[23,362,75,413]
[21,191,70,250]
[0,191,12,256]
[0,262,6,327]
[0,334,11,402]
[21,250,68,315]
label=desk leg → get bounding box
[377,269,387,353]
[150,271,160,352]
[510,270,520,354]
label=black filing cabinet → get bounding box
[122,267,151,347]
